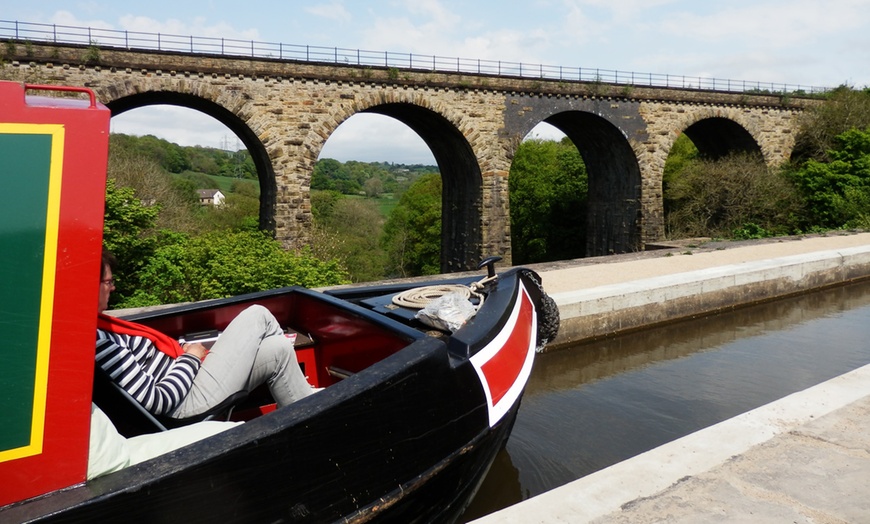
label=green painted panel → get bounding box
[0,133,52,451]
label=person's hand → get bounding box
[183,342,209,361]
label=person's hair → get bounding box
[101,247,117,280]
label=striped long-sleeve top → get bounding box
[95,329,202,416]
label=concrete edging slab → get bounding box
[472,362,870,523]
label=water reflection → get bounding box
[461,280,870,521]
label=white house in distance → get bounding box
[196,189,225,206]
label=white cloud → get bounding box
[459,28,553,63]
[563,0,679,23]
[661,1,866,47]
[403,0,462,27]
[39,10,260,45]
[304,3,353,24]
[49,10,114,30]
[111,106,233,150]
[360,1,550,64]
[320,114,435,164]
[117,15,259,40]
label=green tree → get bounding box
[313,158,356,192]
[177,171,217,192]
[111,132,258,180]
[309,158,437,197]
[313,198,388,282]
[104,136,355,308]
[509,138,588,264]
[239,153,257,180]
[202,192,261,232]
[108,136,202,234]
[164,142,190,173]
[187,147,220,174]
[310,190,344,223]
[230,179,260,199]
[382,173,442,277]
[217,150,255,179]
[792,86,870,163]
[663,134,700,203]
[787,127,870,229]
[364,177,384,198]
[117,230,350,307]
[102,178,160,304]
[129,135,189,173]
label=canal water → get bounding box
[461,279,870,521]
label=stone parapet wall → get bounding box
[3,42,819,107]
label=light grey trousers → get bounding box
[171,304,312,418]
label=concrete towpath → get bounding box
[533,232,870,347]
[472,232,870,523]
[538,232,870,293]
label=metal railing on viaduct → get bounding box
[1,20,831,95]
[0,20,827,271]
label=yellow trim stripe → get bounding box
[0,123,65,463]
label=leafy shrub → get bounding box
[732,223,772,240]
[312,198,388,283]
[663,134,699,217]
[792,87,870,163]
[201,192,261,232]
[310,190,344,223]
[666,152,801,239]
[102,178,160,302]
[114,230,350,308]
[787,127,870,229]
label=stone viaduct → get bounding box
[0,40,814,271]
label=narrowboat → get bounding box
[0,81,559,523]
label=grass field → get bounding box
[183,171,399,219]
[345,193,400,218]
[376,194,399,217]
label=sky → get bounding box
[5,1,869,164]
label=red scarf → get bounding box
[97,313,184,359]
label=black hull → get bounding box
[3,269,551,523]
[8,359,520,524]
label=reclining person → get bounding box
[96,249,315,419]
[88,403,241,480]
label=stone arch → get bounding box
[644,105,792,244]
[533,109,643,256]
[310,92,484,272]
[668,108,765,162]
[97,83,277,232]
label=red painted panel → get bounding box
[469,282,537,427]
[480,290,534,405]
[0,82,110,506]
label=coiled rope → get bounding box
[391,275,497,310]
